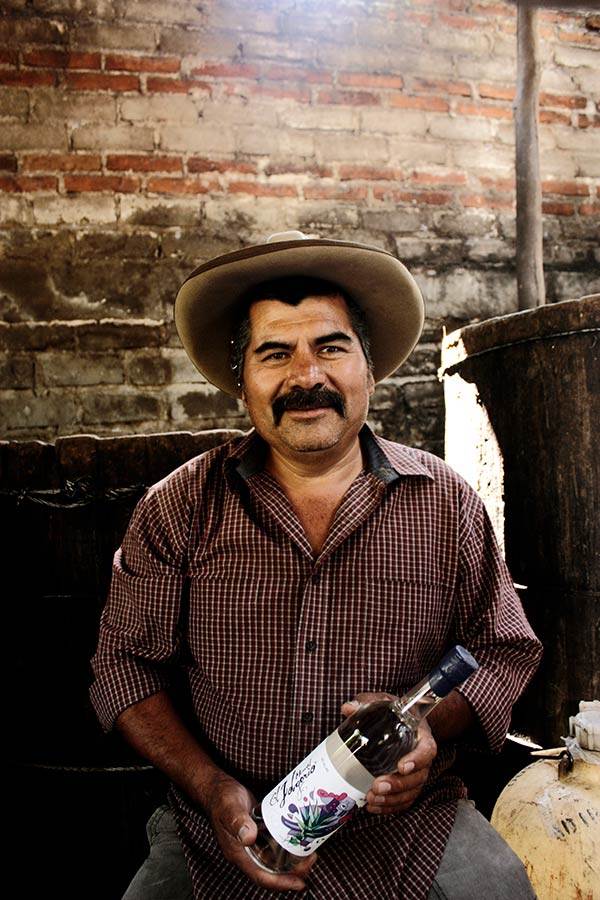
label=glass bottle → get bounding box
[246,644,478,873]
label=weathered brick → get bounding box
[162,348,204,384]
[279,105,358,132]
[106,54,181,74]
[30,90,116,123]
[32,194,116,225]
[237,127,315,158]
[125,353,170,386]
[413,77,471,96]
[81,390,163,425]
[77,320,168,351]
[159,125,236,155]
[228,181,297,198]
[108,154,183,173]
[303,185,368,202]
[158,28,239,58]
[0,391,78,431]
[339,165,403,182]
[0,352,34,389]
[192,63,261,80]
[120,0,205,26]
[0,155,18,173]
[66,72,140,92]
[71,125,154,152]
[119,196,203,227]
[461,194,515,210]
[71,22,156,52]
[146,76,210,94]
[389,95,450,112]
[120,94,200,124]
[0,321,76,352]
[478,83,515,101]
[317,88,380,107]
[542,180,590,197]
[0,70,57,88]
[0,195,32,226]
[3,124,69,151]
[409,170,467,186]
[64,175,141,193]
[12,176,58,192]
[313,131,388,162]
[540,92,588,110]
[22,153,102,172]
[0,16,67,46]
[450,142,514,173]
[147,177,220,195]
[456,101,512,119]
[387,138,448,166]
[340,71,403,91]
[542,201,576,216]
[0,88,29,121]
[37,352,124,387]
[188,158,257,175]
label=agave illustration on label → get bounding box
[281,789,357,848]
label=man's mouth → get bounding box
[272,387,346,425]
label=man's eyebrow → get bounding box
[315,331,354,346]
[253,332,354,356]
[253,339,291,355]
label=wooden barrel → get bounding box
[440,296,599,748]
[2,428,243,899]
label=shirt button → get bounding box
[301,712,314,724]
[305,640,317,652]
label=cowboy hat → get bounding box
[174,231,425,397]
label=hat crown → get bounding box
[266,230,309,243]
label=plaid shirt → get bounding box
[91,427,541,900]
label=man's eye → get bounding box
[262,351,288,362]
[320,345,345,354]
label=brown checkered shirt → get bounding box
[91,427,541,900]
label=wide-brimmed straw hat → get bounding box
[175,231,425,397]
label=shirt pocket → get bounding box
[351,578,455,694]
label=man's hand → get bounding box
[341,693,438,815]
[117,693,317,891]
[206,772,317,891]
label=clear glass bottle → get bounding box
[245,645,478,873]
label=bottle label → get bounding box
[260,735,368,858]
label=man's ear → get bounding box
[368,371,375,397]
[241,387,248,410]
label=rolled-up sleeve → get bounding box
[451,482,543,752]
[90,469,191,731]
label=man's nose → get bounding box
[287,349,325,389]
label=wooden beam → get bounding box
[515,4,546,309]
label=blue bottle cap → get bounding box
[429,645,478,698]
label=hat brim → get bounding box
[174,238,425,397]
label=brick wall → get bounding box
[1,0,598,452]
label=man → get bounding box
[91,231,542,900]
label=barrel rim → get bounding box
[440,295,599,374]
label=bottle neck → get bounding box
[391,677,445,725]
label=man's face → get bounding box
[241,293,375,459]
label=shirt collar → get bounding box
[224,425,434,488]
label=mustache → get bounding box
[272,387,346,425]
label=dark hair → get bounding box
[230,276,373,388]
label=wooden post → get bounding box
[515,4,546,309]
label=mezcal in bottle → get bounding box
[246,644,478,873]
